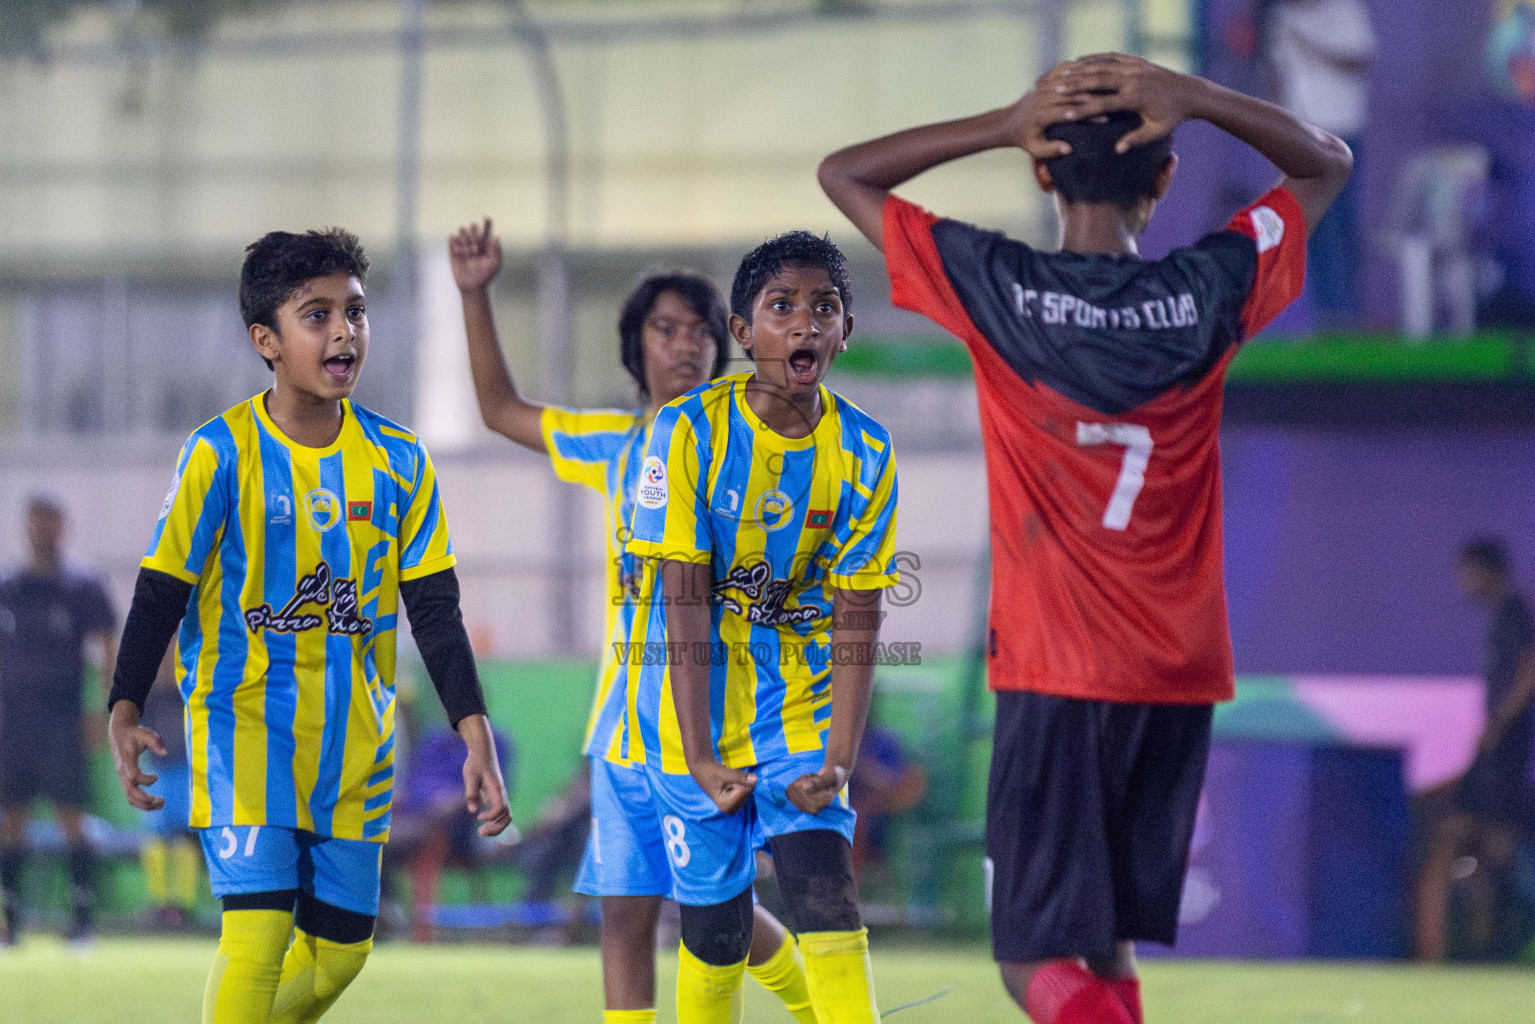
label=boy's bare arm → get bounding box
[817,78,1079,252]
[786,588,882,815]
[1047,53,1353,236]
[455,713,513,838]
[661,558,756,814]
[449,217,547,451]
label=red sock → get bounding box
[1107,977,1143,1024]
[1024,961,1135,1024]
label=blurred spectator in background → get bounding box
[0,494,117,946]
[1267,0,1375,328]
[849,711,927,879]
[1416,538,1535,961]
[509,760,592,906]
[385,695,514,943]
[1479,0,1535,327]
[137,651,199,929]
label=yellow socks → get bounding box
[676,943,746,1024]
[202,909,294,1024]
[173,837,203,910]
[748,933,819,1024]
[799,928,879,1024]
[603,1011,658,1024]
[142,839,170,906]
[144,837,202,912]
[269,928,373,1024]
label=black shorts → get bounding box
[0,722,89,809]
[986,690,1212,963]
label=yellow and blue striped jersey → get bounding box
[625,372,900,773]
[144,394,456,842]
[539,405,650,763]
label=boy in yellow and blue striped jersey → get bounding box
[106,228,511,1024]
[627,231,900,1024]
[449,218,815,1024]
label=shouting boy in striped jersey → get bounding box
[628,231,900,1024]
[107,228,512,1024]
[449,217,815,1024]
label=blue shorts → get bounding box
[646,749,856,906]
[199,825,383,917]
[142,761,191,838]
[575,756,674,898]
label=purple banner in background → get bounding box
[1221,424,1535,675]
[1146,0,1497,331]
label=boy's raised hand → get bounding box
[1006,64,1092,160]
[449,217,503,292]
[1042,53,1195,153]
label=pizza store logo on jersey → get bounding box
[637,455,668,509]
[754,490,796,532]
[305,488,342,532]
[1250,205,1285,254]
[244,561,374,637]
[713,559,821,627]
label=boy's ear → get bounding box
[839,312,854,352]
[250,322,281,365]
[1033,159,1057,195]
[729,312,753,354]
[1151,153,1179,201]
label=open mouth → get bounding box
[323,353,357,381]
[787,348,819,384]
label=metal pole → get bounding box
[395,0,426,423]
[1037,0,1066,246]
[508,0,580,653]
[1123,0,1144,56]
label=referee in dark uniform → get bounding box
[1416,538,1535,960]
[0,495,118,946]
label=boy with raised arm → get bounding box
[627,231,899,1024]
[106,228,511,1024]
[820,54,1351,1024]
[449,218,816,1024]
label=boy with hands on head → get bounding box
[108,227,510,1024]
[628,231,899,1024]
[449,217,817,1024]
[820,54,1350,1024]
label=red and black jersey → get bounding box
[883,187,1306,704]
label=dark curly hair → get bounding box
[618,269,731,399]
[239,227,370,369]
[1043,111,1174,207]
[730,230,852,326]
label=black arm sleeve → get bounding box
[400,567,488,727]
[109,567,194,713]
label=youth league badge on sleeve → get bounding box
[637,455,668,509]
[159,471,181,520]
[1250,205,1285,254]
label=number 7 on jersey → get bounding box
[1076,422,1153,530]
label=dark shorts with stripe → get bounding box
[0,719,89,809]
[986,690,1212,963]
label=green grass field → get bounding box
[0,937,1532,1023]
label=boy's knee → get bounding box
[679,888,754,966]
[602,894,663,941]
[294,893,375,945]
[769,830,861,933]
